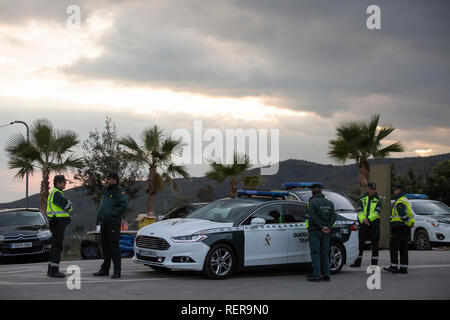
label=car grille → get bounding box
[135,236,170,250]
[136,254,165,263]
[4,234,38,241]
[1,245,44,255]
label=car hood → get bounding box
[138,218,233,237]
[433,215,450,224]
[0,224,47,236]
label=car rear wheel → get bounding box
[330,242,346,274]
[414,229,431,250]
[203,243,236,280]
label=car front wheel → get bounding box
[414,229,431,250]
[330,242,346,274]
[203,243,236,279]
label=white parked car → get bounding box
[401,195,450,250]
[133,189,359,279]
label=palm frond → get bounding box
[142,125,163,153]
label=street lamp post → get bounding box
[11,121,30,209]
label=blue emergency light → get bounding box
[236,189,290,198]
[281,182,323,189]
[404,194,428,199]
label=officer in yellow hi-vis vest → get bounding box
[384,184,415,274]
[46,175,73,278]
[351,182,382,267]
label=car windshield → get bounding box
[0,211,46,227]
[412,201,450,215]
[185,199,257,223]
[295,190,356,211]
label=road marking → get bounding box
[0,277,183,286]
[343,264,450,272]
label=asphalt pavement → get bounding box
[0,250,449,300]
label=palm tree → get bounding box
[5,119,84,211]
[242,175,263,189]
[206,153,251,196]
[119,125,190,215]
[328,114,404,194]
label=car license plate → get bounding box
[138,248,157,257]
[10,242,33,249]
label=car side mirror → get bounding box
[250,217,266,225]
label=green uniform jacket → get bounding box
[96,184,128,224]
[307,193,336,231]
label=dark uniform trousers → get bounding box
[100,223,121,273]
[309,229,331,277]
[389,224,410,268]
[48,219,69,266]
[358,219,380,265]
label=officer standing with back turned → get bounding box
[351,182,382,267]
[93,172,128,279]
[384,184,415,274]
[46,175,73,278]
[306,183,336,282]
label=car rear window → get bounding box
[295,190,356,211]
[0,211,46,227]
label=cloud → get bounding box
[0,0,449,201]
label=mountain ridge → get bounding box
[1,153,449,232]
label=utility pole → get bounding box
[11,121,30,209]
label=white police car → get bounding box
[398,194,450,250]
[133,189,359,279]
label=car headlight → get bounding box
[0,234,4,241]
[171,234,208,243]
[37,230,52,239]
[425,219,440,227]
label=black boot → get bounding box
[371,257,378,266]
[111,271,121,279]
[306,275,321,282]
[49,266,65,278]
[93,269,109,276]
[47,264,51,277]
[350,258,361,268]
[398,267,408,274]
[383,266,398,274]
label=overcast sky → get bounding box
[0,0,449,202]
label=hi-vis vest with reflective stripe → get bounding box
[358,195,381,223]
[391,196,415,227]
[46,188,71,218]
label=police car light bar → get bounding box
[236,189,290,198]
[281,182,323,190]
[404,194,428,199]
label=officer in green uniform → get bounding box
[93,172,128,279]
[384,184,415,274]
[351,182,382,267]
[46,175,73,278]
[306,183,336,282]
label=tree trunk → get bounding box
[146,166,157,216]
[229,177,238,197]
[358,159,370,195]
[40,168,50,212]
